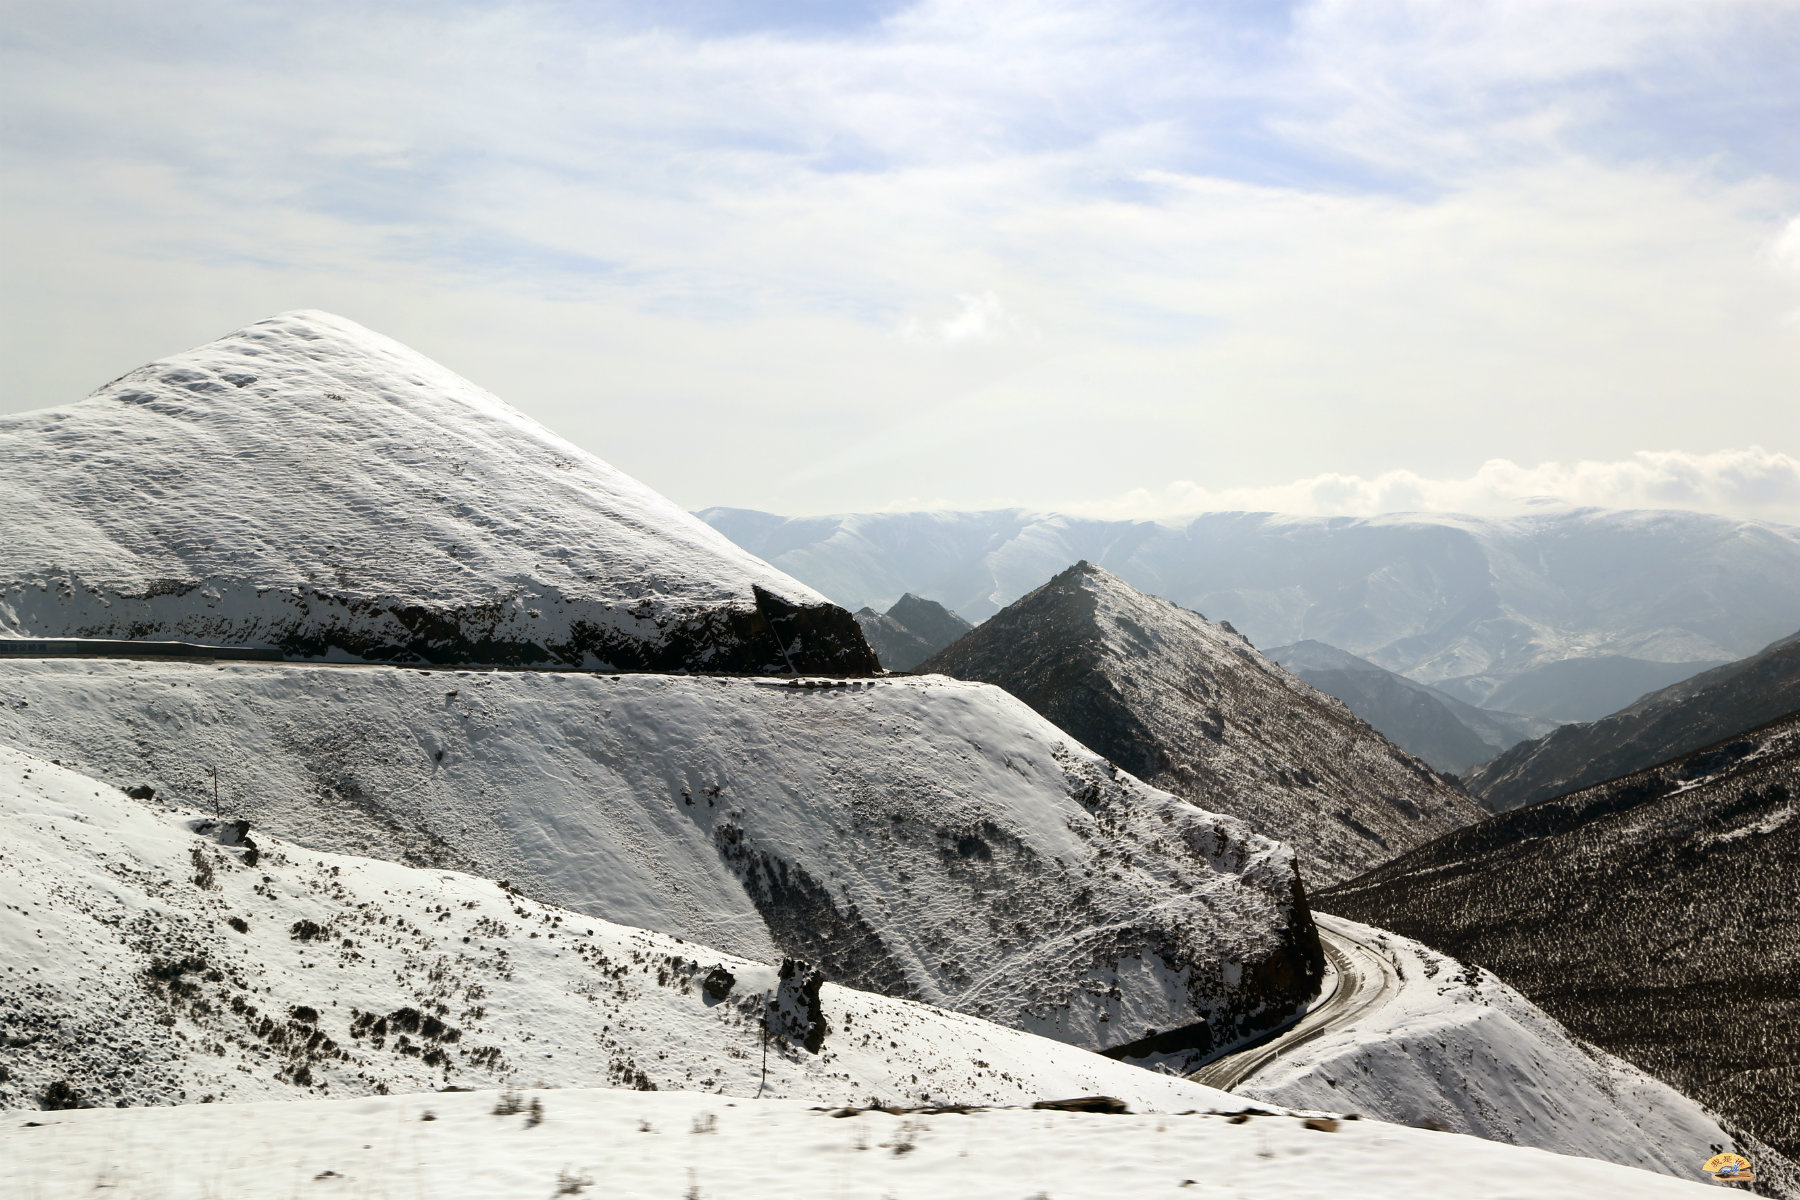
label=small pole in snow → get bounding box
[209,765,219,820]
[757,990,771,1098]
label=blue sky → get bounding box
[3,0,1798,519]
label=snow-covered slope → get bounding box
[0,311,874,673]
[700,505,1800,707]
[0,660,1321,1058]
[0,746,1239,1113]
[919,564,1483,887]
[1267,640,1554,775]
[1,1087,1732,1200]
[1240,916,1798,1194]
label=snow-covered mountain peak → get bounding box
[920,566,1483,886]
[0,312,875,671]
[855,593,973,670]
[1053,560,1124,592]
[1029,560,1274,674]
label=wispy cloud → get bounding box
[900,292,1034,343]
[1,2,1795,517]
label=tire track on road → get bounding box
[1189,913,1400,1092]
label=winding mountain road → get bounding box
[1189,913,1401,1091]
[0,640,874,681]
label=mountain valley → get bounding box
[1265,640,1553,775]
[1469,627,1800,811]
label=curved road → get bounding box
[1189,913,1401,1091]
[0,640,878,683]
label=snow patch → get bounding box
[0,744,1242,1114]
[0,1087,1729,1199]
[0,662,1313,1056]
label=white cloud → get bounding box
[1071,448,1800,524]
[1774,215,1800,276]
[1,2,1796,519]
[899,292,1032,343]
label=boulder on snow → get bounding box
[702,966,736,1005]
[770,959,829,1053]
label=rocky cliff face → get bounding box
[0,311,875,674]
[919,563,1484,887]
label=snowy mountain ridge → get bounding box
[919,563,1484,886]
[0,311,873,672]
[0,744,1241,1113]
[0,658,1322,1058]
[3,745,1776,1196]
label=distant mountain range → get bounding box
[0,310,874,673]
[1468,628,1800,811]
[854,593,973,670]
[1321,708,1800,1163]
[1266,641,1555,775]
[918,563,1483,887]
[700,506,1800,718]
